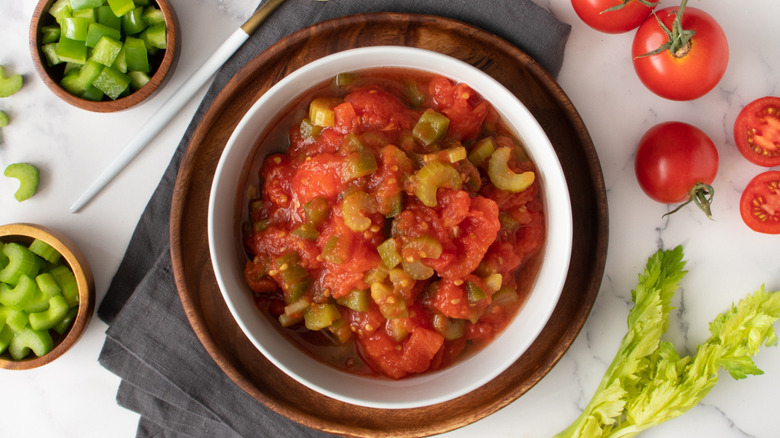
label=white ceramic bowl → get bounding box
[208,46,572,409]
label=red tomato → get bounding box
[571,0,657,34]
[740,170,780,234]
[734,96,780,167]
[632,7,728,101]
[635,122,719,215]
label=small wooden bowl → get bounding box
[29,0,177,112]
[0,223,95,370]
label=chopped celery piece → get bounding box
[49,265,79,308]
[3,163,40,202]
[48,0,73,23]
[0,305,29,332]
[9,327,53,360]
[0,275,38,308]
[309,98,339,127]
[363,265,389,285]
[35,273,62,299]
[0,326,13,354]
[299,118,323,139]
[433,313,466,340]
[124,36,149,73]
[0,243,40,286]
[61,17,91,41]
[0,111,8,128]
[41,25,62,44]
[403,235,443,261]
[41,43,63,66]
[70,0,105,11]
[86,23,122,48]
[29,295,69,331]
[0,65,23,97]
[468,137,497,167]
[121,7,148,35]
[341,191,377,232]
[29,239,61,264]
[412,109,449,147]
[336,289,370,312]
[414,160,462,207]
[56,37,88,64]
[488,147,535,193]
[92,66,130,100]
[377,238,402,269]
[53,307,78,335]
[90,36,123,66]
[332,72,354,89]
[303,303,341,331]
[97,5,122,29]
[141,22,166,50]
[107,0,136,17]
[402,259,434,280]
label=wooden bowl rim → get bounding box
[28,0,178,113]
[0,223,95,370]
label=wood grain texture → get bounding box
[29,0,178,113]
[170,13,608,437]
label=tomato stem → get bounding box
[663,182,714,219]
[600,0,658,14]
[635,0,696,59]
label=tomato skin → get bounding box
[740,170,780,234]
[571,0,656,34]
[632,7,728,101]
[635,122,719,204]
[734,96,780,167]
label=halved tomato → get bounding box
[740,170,780,234]
[734,96,780,167]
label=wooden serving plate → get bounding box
[170,13,608,437]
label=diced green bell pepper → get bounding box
[86,22,122,48]
[107,0,136,17]
[134,0,150,6]
[142,6,165,25]
[303,303,341,331]
[465,281,487,303]
[8,327,53,360]
[309,98,340,128]
[112,46,127,72]
[56,37,88,64]
[40,25,62,44]
[48,0,73,24]
[122,6,148,35]
[299,118,323,140]
[92,65,130,100]
[72,7,97,22]
[70,0,105,11]
[320,235,345,264]
[0,65,23,97]
[303,197,329,227]
[491,286,519,307]
[61,17,91,41]
[290,223,319,240]
[123,36,149,73]
[81,85,105,101]
[488,147,535,193]
[61,59,104,95]
[377,238,401,269]
[345,151,378,181]
[141,22,166,50]
[127,70,150,89]
[270,253,311,305]
[336,289,370,312]
[412,109,449,147]
[97,5,122,29]
[0,243,39,286]
[90,36,123,65]
[29,295,69,331]
[432,313,465,340]
[49,265,79,308]
[41,43,63,66]
[414,160,462,207]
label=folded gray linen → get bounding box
[96,0,571,436]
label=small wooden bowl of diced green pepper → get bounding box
[0,223,95,370]
[29,0,177,112]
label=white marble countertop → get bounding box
[1,0,779,436]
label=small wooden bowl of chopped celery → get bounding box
[29,0,177,112]
[0,223,95,370]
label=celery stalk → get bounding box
[555,246,780,438]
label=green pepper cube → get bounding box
[41,43,63,66]
[86,22,122,48]
[3,163,40,203]
[142,6,165,25]
[127,70,150,89]
[9,327,53,360]
[61,17,91,41]
[72,7,97,23]
[107,0,136,17]
[97,5,122,29]
[0,65,23,97]
[141,22,166,50]
[70,0,105,11]
[49,265,79,308]
[92,65,130,99]
[29,295,69,331]
[134,0,150,6]
[90,36,123,66]
[48,0,73,23]
[413,108,450,147]
[40,25,62,44]
[61,59,104,95]
[81,85,105,101]
[111,45,127,72]
[122,6,148,35]
[55,37,88,64]
[123,36,149,73]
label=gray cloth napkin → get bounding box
[96,0,571,436]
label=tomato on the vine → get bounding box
[571,0,657,34]
[631,5,729,101]
[740,170,780,234]
[635,121,719,218]
[734,96,780,167]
